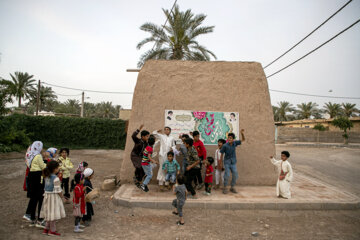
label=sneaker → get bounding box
[23,214,31,222]
[135,182,141,188]
[36,220,46,229]
[48,231,61,236]
[230,188,238,194]
[42,229,49,235]
[202,191,210,196]
[145,185,149,192]
[84,221,91,227]
[197,183,204,190]
[223,188,229,194]
[74,228,84,233]
[140,184,148,192]
[29,220,36,227]
[78,224,86,228]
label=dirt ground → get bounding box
[0,147,360,240]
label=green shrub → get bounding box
[0,114,127,152]
[313,123,327,131]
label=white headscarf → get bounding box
[25,141,43,168]
[46,147,58,160]
[84,168,94,178]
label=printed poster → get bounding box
[165,110,239,145]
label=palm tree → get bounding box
[2,72,36,107]
[277,101,295,121]
[323,102,342,118]
[342,103,358,117]
[0,78,13,115]
[95,102,117,118]
[272,105,280,121]
[28,86,57,112]
[295,102,319,119]
[136,4,216,67]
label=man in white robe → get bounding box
[270,151,293,199]
[152,127,176,190]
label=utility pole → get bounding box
[81,91,84,117]
[36,80,40,116]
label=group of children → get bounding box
[131,125,294,225]
[23,141,95,236]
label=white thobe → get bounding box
[270,158,293,199]
[152,131,176,185]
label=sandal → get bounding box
[176,221,185,225]
[172,211,179,215]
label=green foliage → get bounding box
[137,4,216,67]
[2,72,36,107]
[0,114,127,152]
[295,102,320,119]
[313,123,327,131]
[332,116,353,142]
[0,116,31,152]
[341,103,358,117]
[323,102,342,118]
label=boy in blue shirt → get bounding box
[219,129,245,194]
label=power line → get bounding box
[263,0,352,69]
[269,89,360,100]
[42,82,134,94]
[151,0,178,51]
[266,18,360,79]
[54,92,82,97]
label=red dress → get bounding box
[205,165,214,183]
[73,184,85,216]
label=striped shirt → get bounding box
[141,146,153,166]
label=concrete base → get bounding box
[113,173,359,210]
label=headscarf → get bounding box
[76,162,86,173]
[46,147,58,160]
[25,141,43,168]
[84,168,94,178]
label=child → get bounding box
[73,173,86,233]
[40,161,66,236]
[152,127,176,191]
[203,157,214,196]
[131,124,150,188]
[184,138,201,199]
[179,134,190,174]
[58,148,74,202]
[162,151,181,189]
[46,148,58,161]
[192,131,206,190]
[214,139,226,189]
[82,168,95,226]
[25,141,47,227]
[270,151,293,199]
[220,130,245,194]
[70,162,88,192]
[172,175,187,225]
[140,136,157,192]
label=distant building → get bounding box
[119,109,131,120]
[275,117,360,132]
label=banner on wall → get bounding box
[165,110,239,145]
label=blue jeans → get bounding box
[165,172,176,184]
[142,164,153,186]
[224,163,238,187]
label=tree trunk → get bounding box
[18,97,21,108]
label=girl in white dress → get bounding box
[40,161,66,236]
[270,151,293,199]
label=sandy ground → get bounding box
[0,147,359,240]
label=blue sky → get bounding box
[0,0,359,109]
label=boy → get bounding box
[203,157,214,196]
[163,152,181,189]
[192,131,206,190]
[58,148,73,202]
[152,127,176,191]
[140,136,158,192]
[214,139,226,189]
[270,151,293,199]
[219,129,245,194]
[179,134,190,174]
[184,138,201,199]
[172,175,187,225]
[131,124,150,188]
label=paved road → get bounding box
[276,146,360,196]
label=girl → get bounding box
[70,162,88,192]
[82,168,95,226]
[40,161,66,236]
[203,157,214,196]
[73,173,86,233]
[58,148,74,202]
[24,141,47,227]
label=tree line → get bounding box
[273,101,359,122]
[0,72,121,118]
